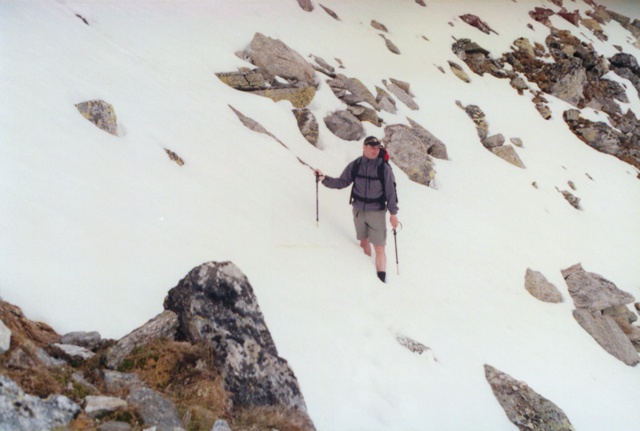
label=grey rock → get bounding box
[572,309,640,366]
[383,123,436,186]
[102,370,143,393]
[71,371,98,393]
[380,34,400,55]
[293,108,319,147]
[76,100,118,136]
[164,262,311,416]
[212,419,233,431]
[550,60,587,107]
[603,305,640,351]
[484,365,576,431]
[324,110,365,141]
[0,374,80,431]
[244,33,316,86]
[481,133,505,149]
[407,118,449,159]
[105,310,178,369]
[296,0,314,12]
[60,331,102,350]
[327,75,378,109]
[383,79,419,110]
[562,263,635,311]
[127,386,184,431]
[35,347,67,368]
[375,86,397,114]
[491,145,526,168]
[510,137,524,147]
[99,421,132,431]
[51,343,95,361]
[525,269,563,303]
[7,347,37,369]
[319,4,340,21]
[0,319,10,354]
[85,395,128,419]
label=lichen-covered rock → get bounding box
[293,108,319,147]
[163,262,312,419]
[0,374,80,431]
[525,269,563,303]
[76,100,118,136]
[484,365,576,431]
[383,123,437,186]
[253,85,316,108]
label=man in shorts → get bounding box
[315,136,399,282]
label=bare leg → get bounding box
[360,238,372,256]
[373,245,386,272]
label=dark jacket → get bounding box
[322,156,399,215]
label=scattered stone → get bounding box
[164,262,312,416]
[98,421,131,431]
[297,0,314,12]
[396,334,431,356]
[384,79,419,110]
[0,374,80,431]
[380,34,401,54]
[84,395,128,419]
[448,61,471,83]
[459,14,498,35]
[165,148,185,166]
[572,309,639,366]
[127,386,184,431]
[510,137,523,147]
[562,263,635,312]
[228,105,289,149]
[560,189,581,209]
[603,305,640,351]
[50,343,95,363]
[491,145,526,168]
[0,319,10,354]
[484,364,576,431]
[76,100,119,136]
[104,310,179,369]
[75,13,89,25]
[293,108,319,146]
[481,133,505,149]
[60,331,102,351]
[212,419,233,431]
[324,110,365,141]
[525,269,563,303]
[371,20,388,32]
[415,0,426,6]
[319,4,340,21]
[310,55,335,74]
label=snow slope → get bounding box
[1,0,640,430]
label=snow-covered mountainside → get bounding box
[1,0,640,429]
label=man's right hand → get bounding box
[314,169,325,181]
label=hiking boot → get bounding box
[377,271,386,283]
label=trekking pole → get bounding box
[393,222,403,275]
[315,172,320,227]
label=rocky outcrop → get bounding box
[485,365,576,431]
[0,374,81,431]
[525,269,563,303]
[76,99,118,136]
[562,263,639,366]
[164,261,312,421]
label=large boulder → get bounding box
[163,262,312,420]
[383,123,438,186]
[0,374,80,431]
[562,263,635,311]
[242,33,316,87]
[484,365,576,431]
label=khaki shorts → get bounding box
[352,208,387,246]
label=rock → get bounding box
[102,370,143,393]
[510,137,523,147]
[560,190,581,210]
[164,148,185,166]
[459,14,498,35]
[319,4,340,21]
[603,306,640,351]
[327,75,378,108]
[7,347,37,369]
[164,262,311,417]
[0,374,81,431]
[0,319,10,354]
[297,0,314,12]
[216,69,268,90]
[243,33,316,86]
[76,100,119,136]
[491,145,526,168]
[50,343,96,363]
[252,86,316,108]
[384,79,419,110]
[35,347,67,368]
[228,105,289,149]
[383,124,436,186]
[348,105,381,127]
[104,310,179,369]
[525,269,563,303]
[380,34,401,55]
[529,7,555,27]
[98,421,132,431]
[212,419,233,431]
[293,108,319,146]
[60,331,102,351]
[549,60,587,107]
[562,263,635,311]
[375,86,397,114]
[324,110,365,141]
[484,365,576,431]
[448,61,471,83]
[407,118,449,159]
[481,133,505,149]
[310,55,334,74]
[510,75,528,93]
[396,334,431,356]
[371,20,388,32]
[84,395,128,419]
[126,386,184,431]
[557,8,581,27]
[572,309,639,366]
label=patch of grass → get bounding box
[230,406,316,431]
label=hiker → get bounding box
[315,136,399,282]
